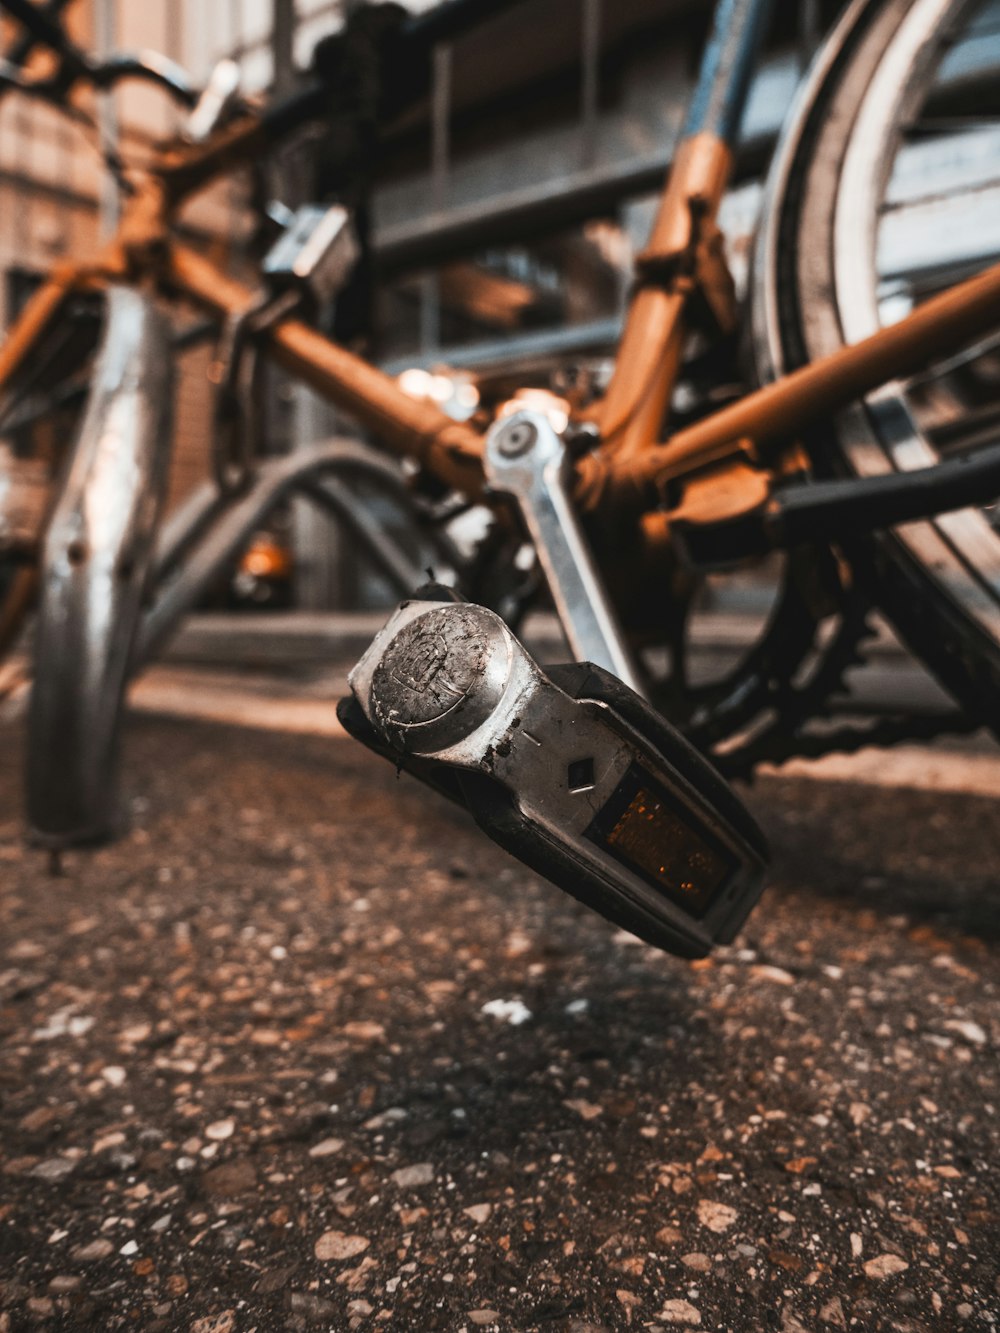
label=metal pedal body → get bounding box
[339,596,768,958]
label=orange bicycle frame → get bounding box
[2,0,1000,536]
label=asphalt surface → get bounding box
[1,712,998,1332]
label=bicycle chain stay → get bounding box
[727,704,984,777]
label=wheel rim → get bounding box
[756,0,1000,652]
[831,0,1000,643]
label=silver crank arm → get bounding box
[484,407,645,696]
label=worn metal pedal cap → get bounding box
[366,604,513,754]
[343,594,769,958]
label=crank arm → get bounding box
[484,408,645,694]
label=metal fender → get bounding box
[28,286,173,847]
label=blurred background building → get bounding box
[1,0,998,614]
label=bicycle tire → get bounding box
[753,0,1000,734]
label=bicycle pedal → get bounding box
[338,595,768,958]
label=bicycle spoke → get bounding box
[907,328,1000,387]
[904,116,1000,136]
[880,177,1000,214]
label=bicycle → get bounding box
[0,0,998,953]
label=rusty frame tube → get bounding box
[596,0,776,459]
[165,239,1000,523]
[602,257,1000,508]
[27,286,174,848]
[163,244,487,498]
[596,134,732,460]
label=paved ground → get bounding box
[1,711,999,1332]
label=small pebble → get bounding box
[314,1231,370,1261]
[564,1099,603,1121]
[481,998,532,1026]
[697,1200,738,1233]
[31,1157,76,1182]
[659,1298,702,1324]
[750,964,796,986]
[205,1118,235,1141]
[308,1137,345,1158]
[943,1019,987,1046]
[71,1239,114,1262]
[391,1163,434,1188]
[681,1253,712,1271]
[864,1253,909,1279]
[47,1275,83,1295]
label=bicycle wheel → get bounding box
[754,0,1000,732]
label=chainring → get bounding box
[671,541,980,780]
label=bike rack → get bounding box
[27,286,174,848]
[136,436,459,663]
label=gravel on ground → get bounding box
[1,714,998,1331]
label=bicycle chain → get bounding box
[737,707,982,771]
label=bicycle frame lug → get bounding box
[484,409,645,695]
